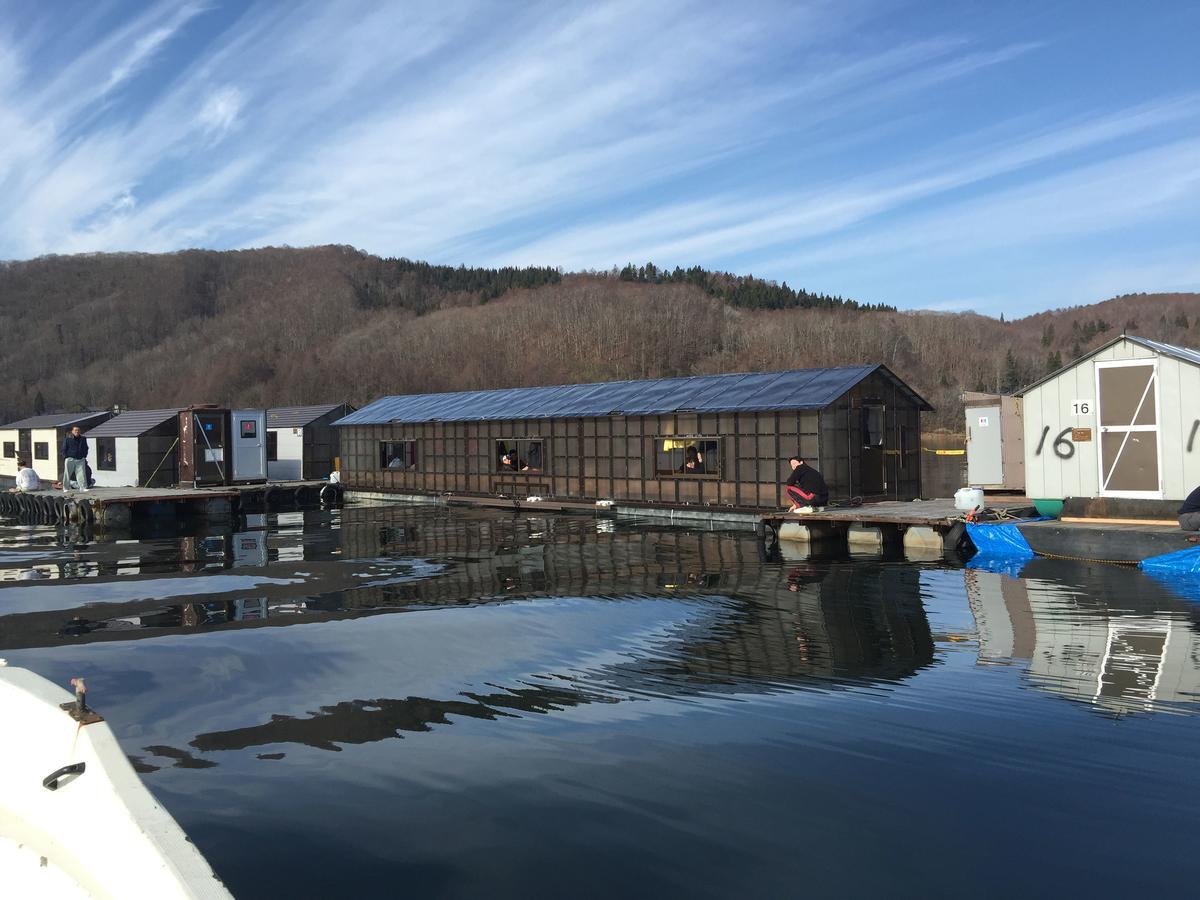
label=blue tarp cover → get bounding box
[1139,546,1200,574]
[965,522,1035,559]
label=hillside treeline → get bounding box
[1,246,1198,430]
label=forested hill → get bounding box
[1,245,1198,430]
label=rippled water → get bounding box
[3,503,1200,897]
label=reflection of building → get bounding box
[965,563,1200,715]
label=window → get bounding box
[380,440,418,470]
[240,420,258,439]
[2,442,13,459]
[34,442,48,461]
[862,405,885,448]
[655,437,721,478]
[495,439,545,474]
[96,437,117,471]
[266,431,278,462]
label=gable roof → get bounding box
[0,410,113,430]
[267,403,352,428]
[335,365,932,426]
[86,409,183,438]
[1020,334,1200,395]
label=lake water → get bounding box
[2,503,1199,898]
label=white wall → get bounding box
[0,429,17,478]
[89,437,140,487]
[31,428,62,481]
[1023,338,1200,501]
[267,427,305,481]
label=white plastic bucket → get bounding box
[954,487,985,511]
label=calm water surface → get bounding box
[2,503,1199,898]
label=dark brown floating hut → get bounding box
[334,366,932,509]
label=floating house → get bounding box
[178,408,267,486]
[1021,335,1200,509]
[84,409,184,488]
[266,403,353,481]
[334,366,932,509]
[0,411,114,484]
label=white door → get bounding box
[966,405,1003,485]
[1095,360,1162,499]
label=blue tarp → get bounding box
[965,521,1036,559]
[1139,546,1200,574]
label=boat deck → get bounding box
[1017,519,1195,564]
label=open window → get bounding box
[656,437,720,478]
[96,437,117,471]
[380,440,418,470]
[862,405,885,448]
[496,439,545,474]
[34,442,48,461]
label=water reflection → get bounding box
[966,560,1200,716]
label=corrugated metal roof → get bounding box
[86,409,183,437]
[267,403,351,428]
[1020,334,1200,395]
[335,365,932,426]
[0,410,112,430]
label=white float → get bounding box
[0,661,232,899]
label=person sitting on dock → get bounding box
[784,456,828,513]
[61,425,90,492]
[10,460,40,493]
[1180,484,1200,532]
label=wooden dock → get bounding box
[759,498,1034,554]
[0,481,343,528]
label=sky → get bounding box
[1,0,1198,316]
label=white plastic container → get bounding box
[954,486,985,511]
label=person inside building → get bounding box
[784,455,828,513]
[679,444,706,475]
[61,425,89,492]
[500,449,526,472]
[10,460,40,492]
[1180,483,1200,532]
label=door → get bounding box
[191,411,228,485]
[1096,360,1161,498]
[966,406,1003,485]
[860,404,886,494]
[231,410,267,482]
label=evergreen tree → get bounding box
[1045,350,1063,374]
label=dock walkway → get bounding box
[0,481,342,528]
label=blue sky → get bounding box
[1,0,1198,315]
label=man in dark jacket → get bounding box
[1180,484,1200,532]
[61,425,89,492]
[784,456,828,513]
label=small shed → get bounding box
[176,407,268,486]
[266,403,353,481]
[1021,335,1200,505]
[334,366,932,509]
[84,409,184,488]
[963,391,1024,491]
[0,411,114,484]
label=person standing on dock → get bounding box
[1180,484,1200,532]
[61,425,89,492]
[10,460,39,492]
[784,456,828,513]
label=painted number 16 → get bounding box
[1071,400,1091,416]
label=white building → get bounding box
[1021,335,1200,504]
[85,409,183,488]
[0,411,113,484]
[266,404,352,481]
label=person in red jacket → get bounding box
[784,456,828,513]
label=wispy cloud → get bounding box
[0,0,1197,312]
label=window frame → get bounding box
[653,435,722,480]
[96,437,117,471]
[266,430,278,462]
[379,440,419,471]
[2,441,13,459]
[494,438,548,475]
[34,441,49,461]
